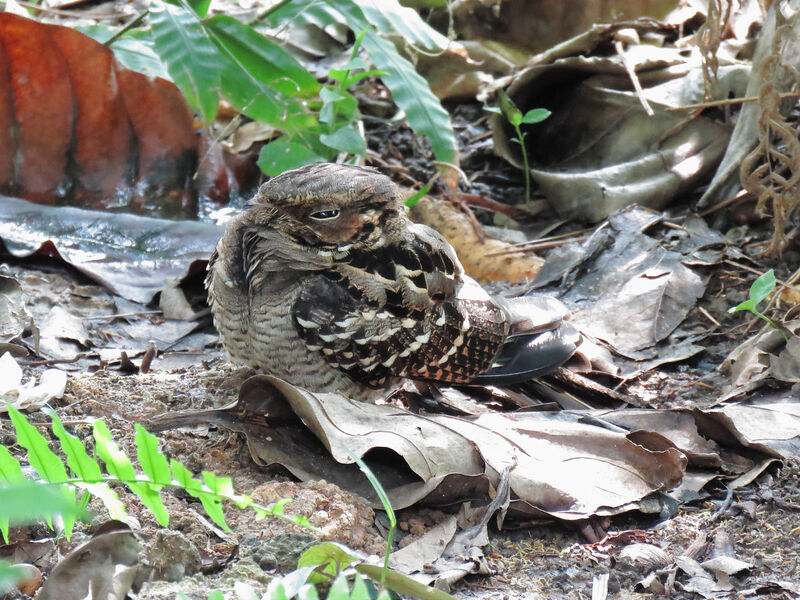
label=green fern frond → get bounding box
[0,405,305,543]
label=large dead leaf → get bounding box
[38,525,142,600]
[0,195,220,303]
[491,24,749,222]
[532,205,726,374]
[0,13,198,206]
[150,375,688,520]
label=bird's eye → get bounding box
[310,209,340,220]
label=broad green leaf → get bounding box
[351,0,449,52]
[750,269,776,305]
[134,425,172,486]
[217,52,316,134]
[258,138,327,176]
[261,0,344,29]
[298,542,359,582]
[77,26,170,79]
[320,126,367,155]
[186,0,211,18]
[203,16,320,97]
[360,30,458,165]
[206,591,224,600]
[150,0,220,123]
[520,108,551,124]
[48,410,103,482]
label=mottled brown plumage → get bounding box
[207,163,577,401]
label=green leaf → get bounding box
[349,574,371,600]
[404,184,430,208]
[203,15,320,97]
[206,591,224,600]
[8,406,69,484]
[320,126,367,155]
[48,411,128,521]
[0,561,26,593]
[360,30,458,165]
[728,298,756,314]
[350,0,449,52]
[134,425,172,486]
[298,542,359,582]
[328,572,350,600]
[482,105,502,115]
[0,445,25,484]
[356,565,456,600]
[497,89,522,128]
[186,0,211,18]
[94,422,169,525]
[298,584,320,600]
[0,481,85,527]
[750,269,777,305]
[150,0,220,123]
[48,410,103,482]
[520,108,551,124]
[258,138,327,176]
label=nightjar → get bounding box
[206,163,579,402]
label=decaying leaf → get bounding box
[0,195,221,303]
[149,375,687,520]
[38,525,142,600]
[490,23,747,222]
[532,205,726,374]
[0,13,198,206]
[410,196,544,282]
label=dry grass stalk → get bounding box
[739,7,800,256]
[698,0,732,101]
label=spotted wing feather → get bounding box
[291,239,508,388]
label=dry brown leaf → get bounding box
[410,196,544,283]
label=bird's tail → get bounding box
[472,295,581,384]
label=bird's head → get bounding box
[249,163,406,254]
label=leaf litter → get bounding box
[2,2,800,599]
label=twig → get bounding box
[0,0,119,17]
[458,193,527,218]
[698,306,721,327]
[84,310,162,320]
[104,11,149,47]
[615,40,654,116]
[667,91,800,112]
[697,189,752,216]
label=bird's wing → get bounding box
[291,236,508,388]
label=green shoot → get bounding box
[728,269,789,341]
[485,90,550,209]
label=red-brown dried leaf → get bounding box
[0,13,73,201]
[0,13,201,209]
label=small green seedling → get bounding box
[728,269,788,341]
[484,90,550,208]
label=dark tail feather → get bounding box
[471,322,581,384]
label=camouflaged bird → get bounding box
[206,163,579,402]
